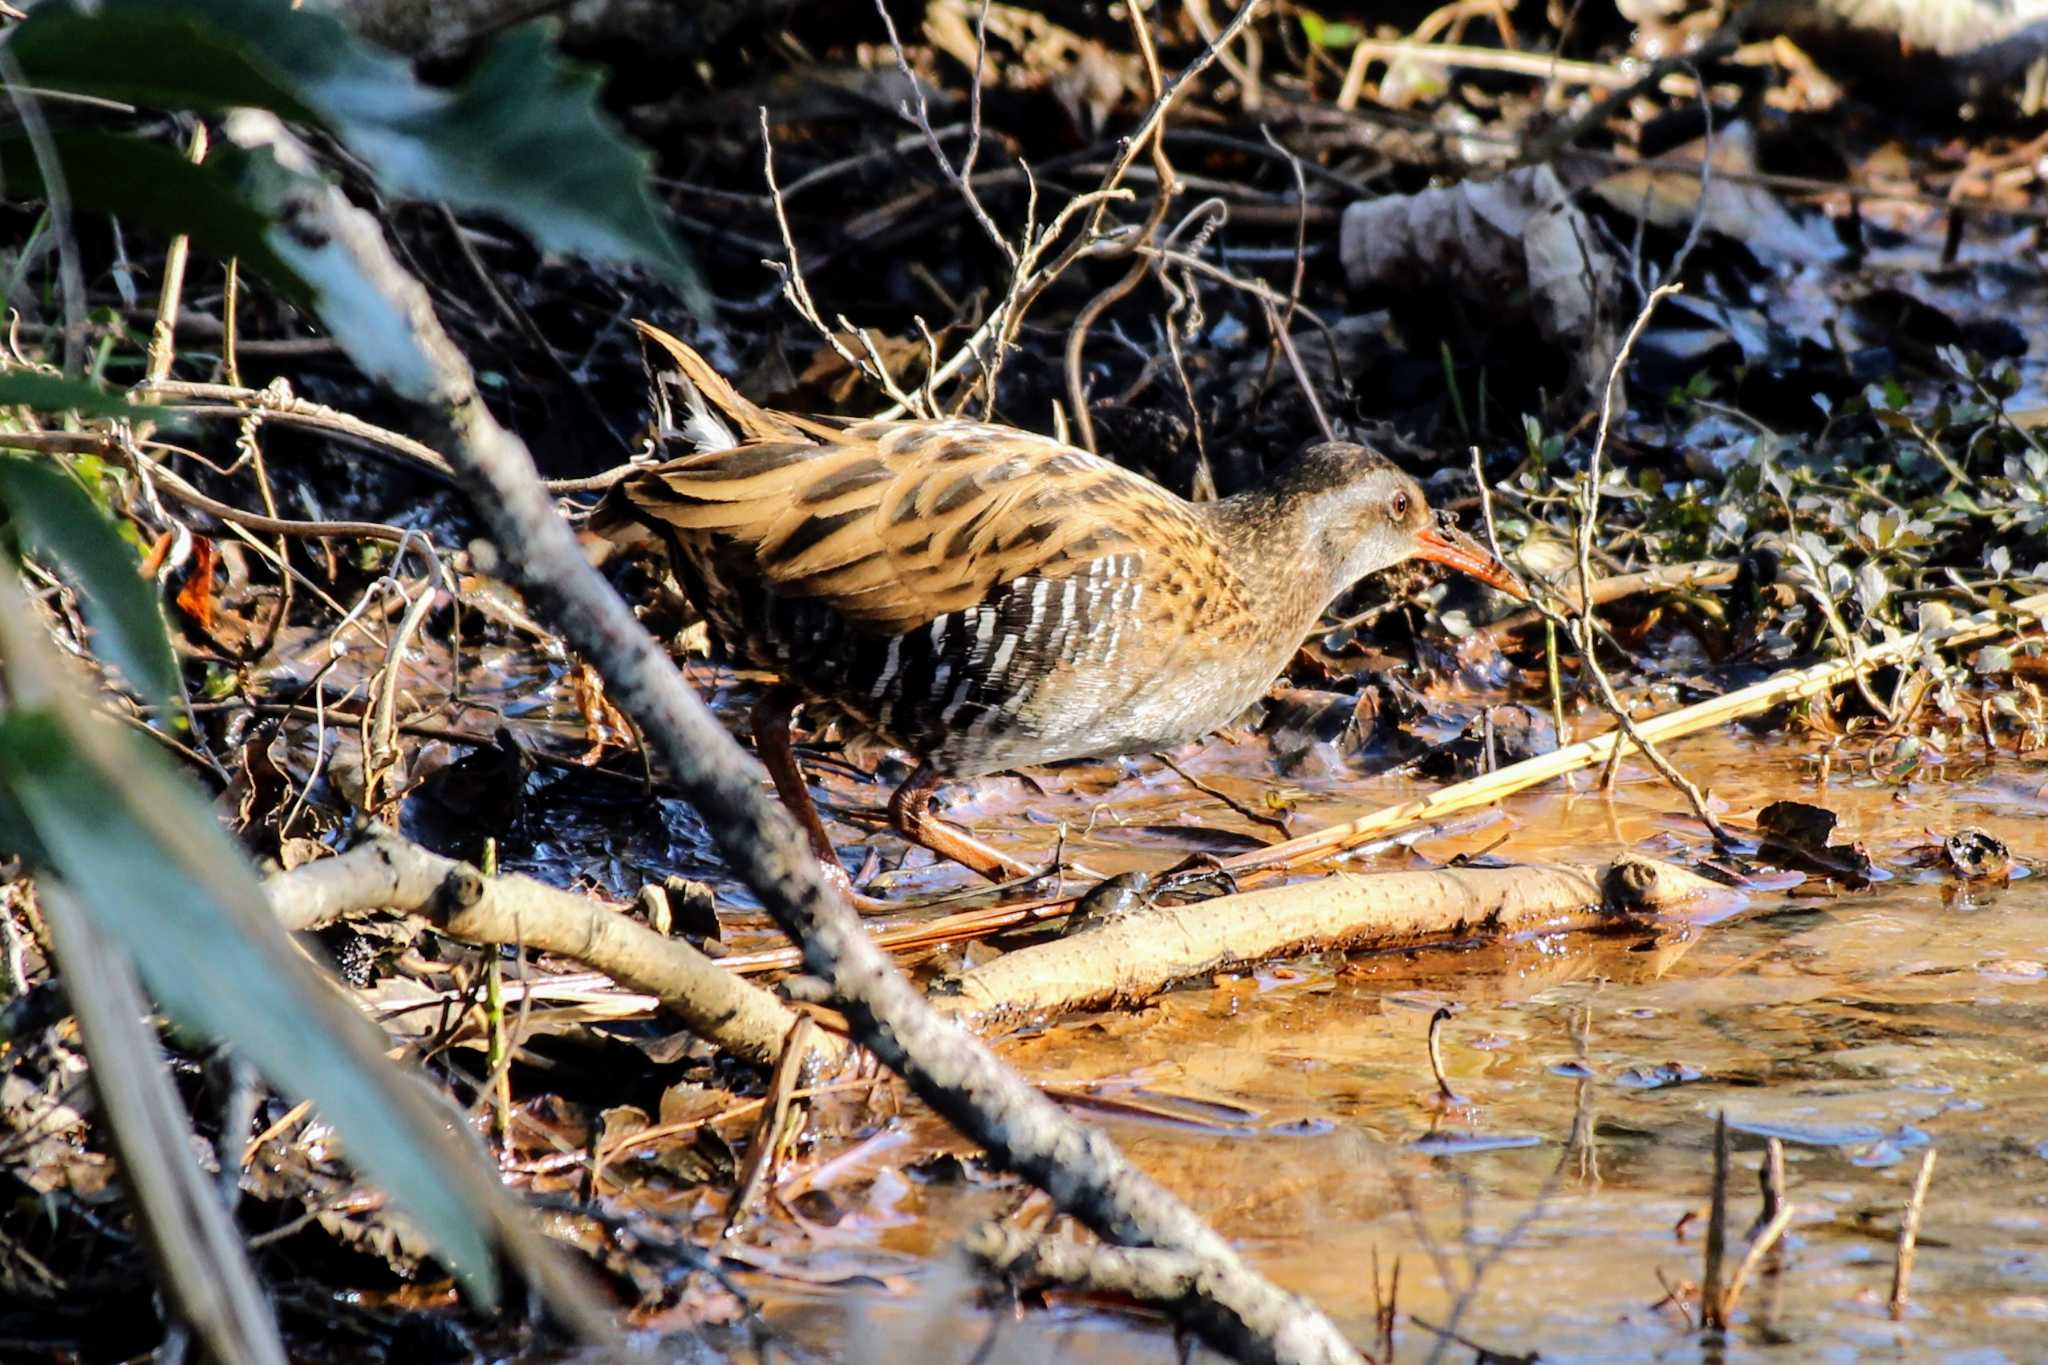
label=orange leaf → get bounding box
[174,536,219,631]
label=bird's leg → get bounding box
[1150,851,1239,901]
[888,763,1039,882]
[750,686,838,864]
[749,686,894,912]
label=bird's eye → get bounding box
[1389,492,1411,520]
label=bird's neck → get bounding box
[1198,487,1353,628]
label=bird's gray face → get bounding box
[1317,461,1523,595]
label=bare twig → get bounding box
[870,187,1134,422]
[143,122,211,385]
[1352,37,1636,87]
[1470,283,1733,844]
[759,108,927,415]
[1253,124,1336,441]
[1156,752,1289,835]
[956,0,1265,419]
[217,265,298,666]
[721,1016,817,1237]
[1701,1111,1729,1332]
[1426,1006,1457,1100]
[873,0,1015,266]
[133,380,457,479]
[264,831,830,1070]
[1064,0,1184,455]
[1213,589,2048,873]
[1522,33,1738,163]
[349,530,448,817]
[1752,1136,1786,1237]
[145,455,412,543]
[1481,560,1739,639]
[1722,1202,1793,1323]
[1890,1147,1937,1319]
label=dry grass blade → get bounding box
[1226,591,2048,873]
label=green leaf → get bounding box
[0,763,47,862]
[13,0,704,309]
[0,455,178,710]
[0,704,502,1304]
[0,133,311,306]
[3,7,313,119]
[1298,11,1363,48]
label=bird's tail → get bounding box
[635,321,746,452]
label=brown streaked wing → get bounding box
[615,419,1215,637]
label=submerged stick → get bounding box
[936,855,1727,1028]
[1702,1111,1730,1333]
[1231,592,2048,873]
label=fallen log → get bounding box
[934,854,1732,1030]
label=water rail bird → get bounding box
[595,322,1522,894]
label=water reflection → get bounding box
[742,732,2048,1363]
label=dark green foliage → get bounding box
[12,0,705,309]
[0,452,176,709]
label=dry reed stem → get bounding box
[1721,1201,1794,1324]
[1227,591,2048,874]
[935,855,1725,1028]
[1890,1147,1938,1319]
[1702,1110,1729,1332]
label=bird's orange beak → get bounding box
[1413,521,1527,598]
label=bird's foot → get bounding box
[1151,852,1239,902]
[807,857,902,915]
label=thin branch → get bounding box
[758,108,927,415]
[873,0,1015,265]
[143,122,211,385]
[265,831,831,1070]
[1889,1148,1937,1319]
[134,380,457,479]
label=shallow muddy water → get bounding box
[296,638,2048,1362]
[711,726,2048,1364]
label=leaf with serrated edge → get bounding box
[13,0,704,308]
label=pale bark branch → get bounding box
[264,832,834,1071]
[938,856,1728,1029]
